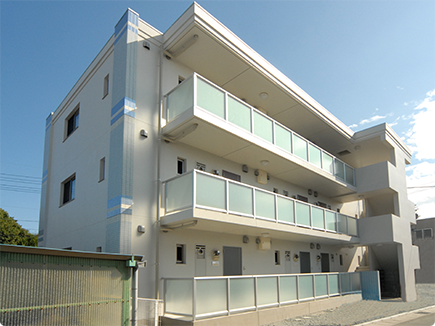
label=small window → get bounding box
[178,76,185,84]
[103,74,109,98]
[339,254,343,266]
[61,174,76,205]
[66,106,80,138]
[96,246,102,252]
[275,250,280,265]
[177,158,186,175]
[99,157,106,182]
[176,244,185,264]
[416,230,423,239]
[423,228,433,239]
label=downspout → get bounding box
[154,42,163,301]
[131,264,138,326]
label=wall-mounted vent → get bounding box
[295,195,308,203]
[316,201,327,208]
[196,162,206,171]
[222,170,241,182]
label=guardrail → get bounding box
[163,272,361,320]
[165,73,355,186]
[163,170,358,237]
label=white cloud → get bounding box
[405,89,435,160]
[359,115,387,125]
[397,86,404,90]
[348,124,358,129]
[407,162,435,219]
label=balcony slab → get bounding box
[161,208,359,245]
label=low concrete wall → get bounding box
[161,294,362,326]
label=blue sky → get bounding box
[1,0,434,233]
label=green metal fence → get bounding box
[0,245,136,326]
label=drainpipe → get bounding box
[154,42,164,301]
[131,264,139,326]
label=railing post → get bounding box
[254,276,258,311]
[227,277,231,316]
[192,278,197,321]
[192,171,196,209]
[296,275,300,302]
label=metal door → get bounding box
[321,253,330,272]
[223,246,242,276]
[300,251,311,273]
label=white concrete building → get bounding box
[38,3,419,324]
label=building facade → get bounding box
[412,218,435,284]
[39,3,419,312]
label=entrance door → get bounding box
[300,252,311,273]
[223,246,242,276]
[321,253,330,272]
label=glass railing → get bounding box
[165,73,356,187]
[164,272,361,320]
[163,170,358,237]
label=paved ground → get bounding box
[263,284,435,326]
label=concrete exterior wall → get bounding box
[412,218,435,283]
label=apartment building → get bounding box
[412,218,435,284]
[38,3,419,323]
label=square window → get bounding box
[176,244,185,264]
[416,230,423,239]
[423,228,433,239]
[66,106,79,138]
[61,174,76,205]
[99,157,105,182]
[103,74,109,98]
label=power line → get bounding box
[0,173,41,194]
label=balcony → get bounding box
[163,272,361,321]
[163,74,356,199]
[161,170,359,242]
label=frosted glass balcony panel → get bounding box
[325,211,336,232]
[165,279,192,315]
[335,160,345,180]
[322,152,334,174]
[256,277,278,306]
[255,190,275,220]
[298,275,314,299]
[308,144,322,168]
[229,278,255,310]
[341,274,351,293]
[275,124,292,153]
[312,207,325,229]
[337,214,348,234]
[228,96,251,132]
[279,276,297,302]
[196,173,226,210]
[228,183,253,216]
[351,273,361,292]
[167,80,193,122]
[166,173,193,213]
[196,279,227,315]
[294,135,308,161]
[277,197,295,223]
[348,217,358,236]
[253,111,273,143]
[315,275,328,297]
[345,165,355,186]
[196,78,225,119]
[328,274,339,295]
[295,202,310,227]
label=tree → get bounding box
[0,208,37,246]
